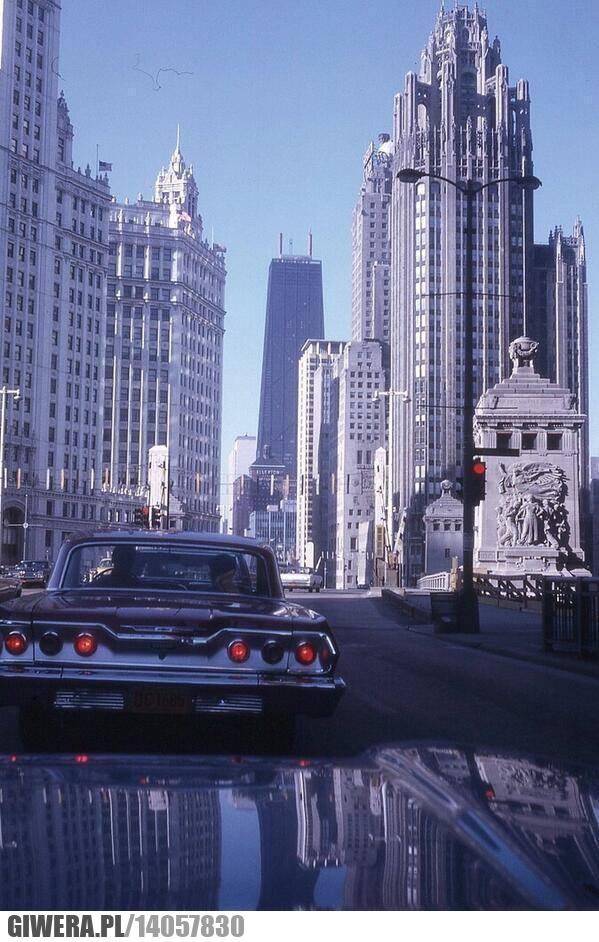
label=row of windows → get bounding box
[17,1,45,20]
[57,191,104,220]
[13,89,41,119]
[15,8,45,35]
[54,234,104,266]
[13,65,43,94]
[8,192,38,215]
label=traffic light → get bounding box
[133,505,150,528]
[471,457,487,506]
[151,506,161,529]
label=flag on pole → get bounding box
[98,160,113,172]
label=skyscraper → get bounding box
[296,339,345,571]
[352,135,393,346]
[531,222,588,485]
[328,134,393,582]
[387,4,587,584]
[0,0,114,561]
[255,248,324,477]
[223,434,256,533]
[332,340,385,589]
[106,137,226,531]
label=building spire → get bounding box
[176,123,181,153]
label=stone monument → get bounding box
[474,337,588,575]
[423,480,463,575]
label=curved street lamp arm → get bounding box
[471,174,536,194]
[398,169,541,194]
[399,170,467,193]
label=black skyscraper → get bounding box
[255,254,325,477]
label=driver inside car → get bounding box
[93,545,140,588]
[210,554,239,594]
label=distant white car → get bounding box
[280,567,323,593]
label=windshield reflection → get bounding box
[1,746,598,910]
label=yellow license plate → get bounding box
[129,689,192,714]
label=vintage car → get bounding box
[0,531,344,747]
[14,559,52,588]
[280,567,323,593]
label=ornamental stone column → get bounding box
[473,337,588,576]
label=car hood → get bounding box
[1,743,598,910]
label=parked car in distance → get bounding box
[280,566,324,593]
[0,532,344,748]
[14,559,52,588]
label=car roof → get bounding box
[59,530,272,553]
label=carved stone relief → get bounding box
[495,461,571,551]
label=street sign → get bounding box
[474,447,520,456]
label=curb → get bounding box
[379,591,599,680]
[407,623,599,681]
[381,588,431,624]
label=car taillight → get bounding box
[319,644,332,667]
[262,641,284,664]
[295,641,317,665]
[228,640,250,663]
[5,631,28,655]
[74,633,97,657]
[39,631,62,656]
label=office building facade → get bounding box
[531,222,588,490]
[352,135,393,346]
[249,498,297,564]
[333,341,385,589]
[223,434,256,534]
[0,0,120,561]
[296,339,345,570]
[254,251,324,476]
[106,138,226,531]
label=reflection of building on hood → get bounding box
[295,768,341,868]
[474,754,599,883]
[0,776,222,909]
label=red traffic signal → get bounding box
[133,506,150,528]
[471,458,486,505]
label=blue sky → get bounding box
[59,0,599,485]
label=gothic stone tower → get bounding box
[388,4,535,585]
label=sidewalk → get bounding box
[381,588,599,680]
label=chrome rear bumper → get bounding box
[0,665,345,718]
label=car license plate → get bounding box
[129,689,192,714]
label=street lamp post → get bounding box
[0,386,20,565]
[397,168,541,632]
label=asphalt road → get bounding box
[3,588,599,764]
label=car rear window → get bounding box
[61,543,272,597]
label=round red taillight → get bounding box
[5,631,28,655]
[228,640,250,663]
[295,641,317,665]
[74,633,97,657]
